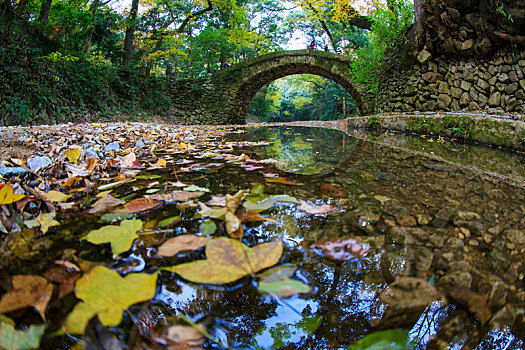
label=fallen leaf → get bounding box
[195,203,226,220]
[225,190,247,212]
[43,265,82,299]
[313,239,368,261]
[114,198,163,214]
[42,190,71,202]
[86,157,98,172]
[83,219,142,258]
[157,234,212,257]
[158,216,181,228]
[0,184,25,205]
[64,148,81,163]
[265,177,298,185]
[64,266,158,334]
[118,152,136,169]
[258,279,312,298]
[225,211,241,238]
[90,195,124,214]
[152,158,167,167]
[158,325,205,349]
[183,185,210,193]
[0,275,53,320]
[146,191,203,203]
[36,213,60,234]
[204,196,226,207]
[164,238,283,284]
[297,200,340,215]
[100,213,133,222]
[199,220,216,235]
[236,210,278,224]
[114,173,127,182]
[243,195,299,212]
[0,317,45,350]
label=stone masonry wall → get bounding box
[376,47,525,114]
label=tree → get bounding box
[122,0,140,66]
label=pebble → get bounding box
[0,167,28,177]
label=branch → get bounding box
[346,6,372,30]
[176,0,213,33]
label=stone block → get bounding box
[451,87,463,98]
[489,76,498,85]
[509,70,519,82]
[460,81,472,91]
[459,92,470,107]
[505,82,519,94]
[438,81,450,94]
[417,50,433,64]
[520,80,525,90]
[516,89,525,100]
[488,92,502,107]
[460,39,473,51]
[498,73,510,83]
[469,101,481,111]
[438,94,452,109]
[476,79,489,91]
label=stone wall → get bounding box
[376,47,525,114]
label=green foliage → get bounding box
[350,0,414,93]
[348,329,412,350]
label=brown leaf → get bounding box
[157,234,212,257]
[43,265,81,299]
[90,195,124,214]
[297,200,341,215]
[158,325,206,349]
[118,152,136,169]
[204,196,226,207]
[225,211,241,238]
[236,210,278,224]
[0,275,53,320]
[225,190,247,212]
[114,198,163,213]
[313,239,368,261]
[86,157,98,172]
[146,191,204,203]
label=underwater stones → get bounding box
[438,271,473,289]
[375,277,444,329]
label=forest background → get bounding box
[0,0,414,125]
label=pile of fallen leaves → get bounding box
[0,122,367,349]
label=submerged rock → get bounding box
[375,277,444,329]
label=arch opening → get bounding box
[247,74,358,123]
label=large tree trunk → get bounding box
[122,0,139,66]
[412,0,525,57]
[82,0,100,54]
[38,0,52,26]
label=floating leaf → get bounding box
[0,318,45,350]
[42,190,71,202]
[90,195,124,214]
[118,152,136,169]
[164,238,283,284]
[152,158,166,167]
[0,184,25,205]
[257,265,312,297]
[64,148,81,163]
[225,211,241,238]
[225,190,247,212]
[98,180,127,191]
[83,219,142,258]
[145,188,160,194]
[158,325,205,349]
[205,196,226,207]
[100,213,133,222]
[297,200,341,215]
[183,185,210,193]
[157,234,212,257]
[64,266,158,334]
[258,279,312,298]
[199,220,216,235]
[0,275,53,320]
[36,213,60,234]
[114,198,163,214]
[243,195,299,212]
[195,203,226,219]
[96,190,112,198]
[158,216,181,228]
[146,190,203,203]
[265,177,298,185]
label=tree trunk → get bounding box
[82,0,100,54]
[411,0,426,51]
[38,0,53,26]
[122,0,139,66]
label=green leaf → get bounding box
[183,185,210,193]
[244,195,299,212]
[258,279,312,298]
[99,213,133,222]
[158,216,181,228]
[83,219,142,258]
[0,320,45,350]
[64,266,158,334]
[163,238,283,284]
[199,220,216,235]
[348,330,412,350]
[194,203,226,219]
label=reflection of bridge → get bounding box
[169,50,374,125]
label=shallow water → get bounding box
[2,125,525,349]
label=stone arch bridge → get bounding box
[169,50,373,124]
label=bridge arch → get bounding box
[170,50,372,124]
[217,50,368,122]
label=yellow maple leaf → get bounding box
[0,184,25,205]
[64,148,81,163]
